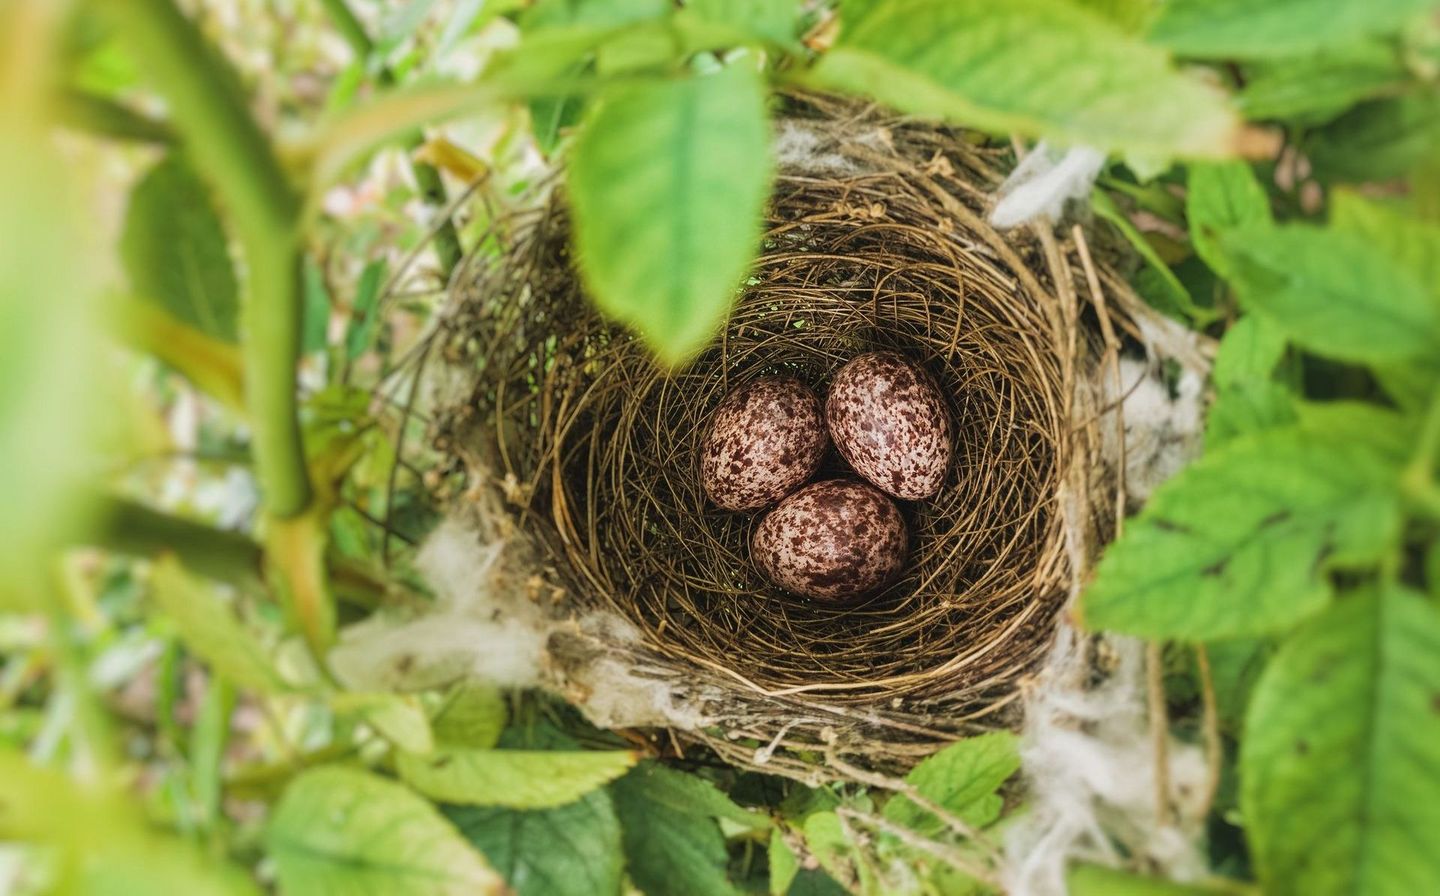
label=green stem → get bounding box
[317,0,463,276]
[109,0,312,518]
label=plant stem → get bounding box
[108,0,312,519]
[317,0,463,276]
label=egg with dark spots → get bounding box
[700,377,829,512]
[826,352,952,500]
[752,479,908,601]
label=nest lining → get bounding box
[436,95,1139,764]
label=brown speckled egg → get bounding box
[700,377,829,511]
[826,352,952,500]
[752,479,908,601]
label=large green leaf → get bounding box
[882,732,1019,836]
[610,762,753,896]
[568,64,772,365]
[1242,589,1440,895]
[149,558,287,693]
[1150,0,1440,59]
[1186,162,1270,280]
[397,748,637,808]
[1237,42,1409,124]
[120,154,239,343]
[266,766,503,895]
[810,0,1239,158]
[447,789,623,896]
[1220,223,1440,364]
[1306,94,1440,183]
[1329,190,1440,294]
[1081,414,1406,641]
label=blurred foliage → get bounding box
[1,0,1439,894]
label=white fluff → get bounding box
[327,516,717,731]
[1112,357,1207,506]
[989,142,1107,229]
[327,518,547,692]
[1002,625,1210,896]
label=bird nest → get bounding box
[430,95,1148,775]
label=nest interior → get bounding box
[439,96,1135,768]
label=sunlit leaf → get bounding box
[1150,0,1440,59]
[568,64,772,364]
[1242,588,1440,895]
[149,558,288,693]
[811,0,1240,158]
[1187,162,1270,280]
[1221,223,1440,364]
[397,748,637,808]
[267,766,503,895]
[882,732,1019,836]
[1082,411,1407,641]
[121,154,239,343]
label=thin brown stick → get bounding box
[1147,640,1172,827]
[1195,643,1222,818]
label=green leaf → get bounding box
[687,0,801,46]
[569,64,772,364]
[120,154,239,343]
[1238,42,1409,124]
[769,828,799,896]
[431,683,507,749]
[1082,417,1406,641]
[1220,223,1440,364]
[1242,589,1440,895]
[1330,190,1440,295]
[811,0,1240,158]
[267,766,503,895]
[188,677,235,832]
[1212,315,1288,389]
[302,257,332,354]
[610,762,754,896]
[332,692,433,754]
[397,748,637,808]
[1069,0,1157,32]
[882,732,1019,836]
[1150,0,1440,59]
[614,762,770,830]
[522,0,669,29]
[1206,380,1297,447]
[344,260,386,362]
[447,789,624,896]
[1207,315,1296,446]
[1187,162,1270,280]
[1306,93,1440,183]
[801,812,875,894]
[149,558,287,693]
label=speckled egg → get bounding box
[752,479,908,601]
[700,377,829,512]
[826,352,952,500]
